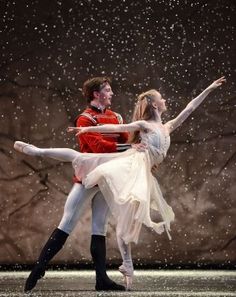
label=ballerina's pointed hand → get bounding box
[208,76,226,90]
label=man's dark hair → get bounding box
[82,77,112,103]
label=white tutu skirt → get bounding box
[72,149,175,244]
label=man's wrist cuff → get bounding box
[116,144,131,152]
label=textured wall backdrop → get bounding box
[0,0,235,266]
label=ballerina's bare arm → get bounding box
[67,120,147,135]
[165,76,226,134]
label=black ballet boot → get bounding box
[24,228,68,293]
[90,235,125,291]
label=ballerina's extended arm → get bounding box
[165,76,226,134]
[68,120,146,135]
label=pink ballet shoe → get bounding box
[14,141,38,156]
[119,264,133,291]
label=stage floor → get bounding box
[0,270,235,296]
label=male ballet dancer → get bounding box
[24,77,134,292]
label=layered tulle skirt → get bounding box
[72,149,174,244]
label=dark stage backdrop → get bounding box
[0,0,235,266]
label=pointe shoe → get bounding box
[14,141,38,156]
[119,264,133,291]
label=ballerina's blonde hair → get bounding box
[128,89,159,144]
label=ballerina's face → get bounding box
[152,91,167,112]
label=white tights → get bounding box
[116,232,133,273]
[33,147,79,162]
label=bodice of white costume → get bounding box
[140,129,170,166]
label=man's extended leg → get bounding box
[90,192,125,291]
[24,183,98,292]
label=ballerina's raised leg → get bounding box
[14,141,79,162]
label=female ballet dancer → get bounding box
[14,76,225,289]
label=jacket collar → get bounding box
[89,104,106,113]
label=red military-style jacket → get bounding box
[73,105,130,182]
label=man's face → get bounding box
[95,83,114,108]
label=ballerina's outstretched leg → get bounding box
[14,141,79,162]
